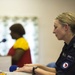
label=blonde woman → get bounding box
[15,12,75,75]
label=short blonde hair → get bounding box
[56,12,75,34]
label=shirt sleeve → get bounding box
[13,38,29,51]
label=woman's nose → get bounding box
[53,29,55,34]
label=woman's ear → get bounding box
[64,24,70,31]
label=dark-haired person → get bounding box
[7,23,32,67]
[15,12,75,75]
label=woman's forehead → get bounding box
[54,20,60,25]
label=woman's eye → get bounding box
[54,26,57,29]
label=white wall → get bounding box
[0,0,75,65]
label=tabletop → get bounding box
[0,72,31,75]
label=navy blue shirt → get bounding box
[56,36,75,75]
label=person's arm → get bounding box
[12,48,25,64]
[24,64,56,73]
[15,65,56,75]
[34,67,56,75]
[37,64,56,73]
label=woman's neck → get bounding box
[64,33,75,44]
